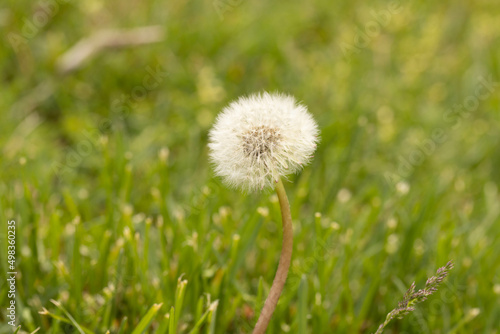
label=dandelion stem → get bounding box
[253,178,293,334]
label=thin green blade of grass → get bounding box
[48,300,93,334]
[143,217,152,273]
[207,300,219,334]
[168,307,175,334]
[195,295,204,321]
[297,275,308,334]
[227,215,263,283]
[95,229,112,291]
[39,307,73,325]
[174,276,188,328]
[71,216,83,309]
[187,300,219,334]
[155,313,170,334]
[448,308,481,334]
[255,276,264,317]
[116,316,128,334]
[131,303,163,334]
[102,249,126,329]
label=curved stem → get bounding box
[253,178,293,334]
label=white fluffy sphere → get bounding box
[208,92,319,192]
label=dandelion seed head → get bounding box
[208,92,319,192]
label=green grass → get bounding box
[1,0,500,333]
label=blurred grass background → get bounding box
[1,0,500,332]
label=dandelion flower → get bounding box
[208,92,319,333]
[208,92,319,192]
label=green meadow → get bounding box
[1,0,499,332]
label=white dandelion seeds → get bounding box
[208,92,319,192]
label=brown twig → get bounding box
[56,25,164,74]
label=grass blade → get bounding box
[49,300,93,334]
[187,300,218,334]
[168,307,175,334]
[131,303,163,334]
[174,276,188,328]
[297,275,308,334]
[116,316,128,334]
